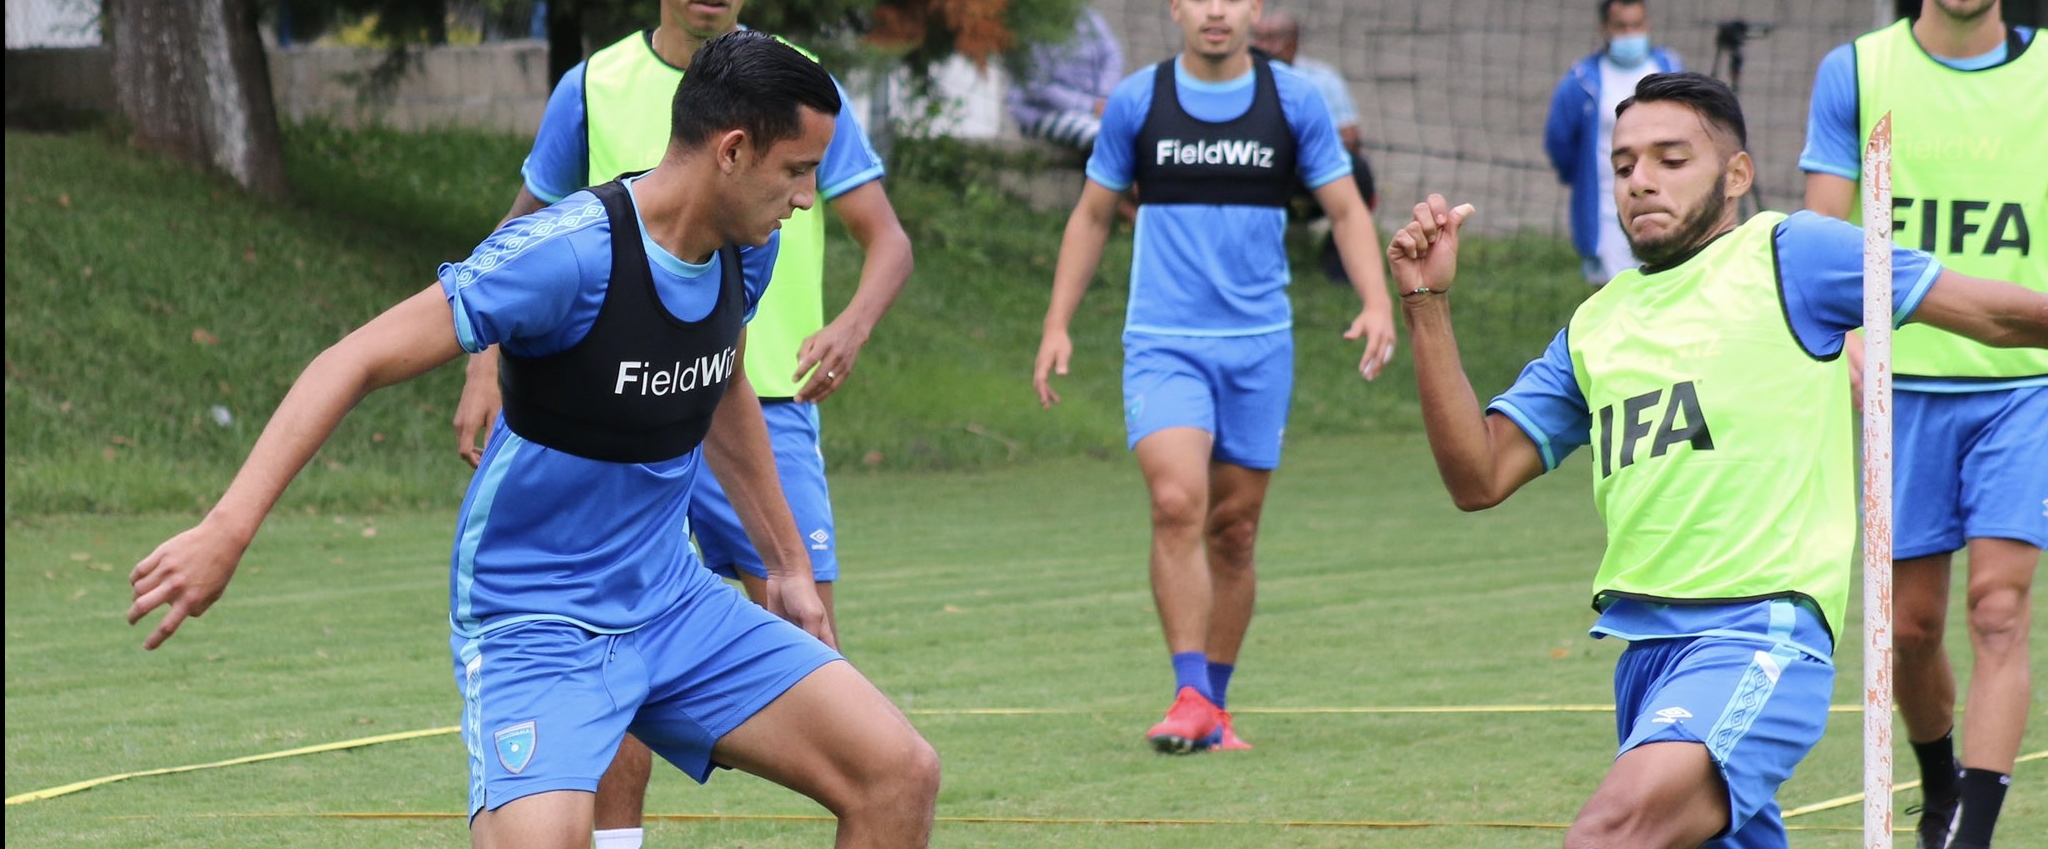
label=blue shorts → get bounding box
[1611,622,1835,849]
[1893,386,2047,559]
[691,401,839,582]
[1122,331,1293,470]
[451,569,841,816]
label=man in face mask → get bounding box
[1543,0,1683,286]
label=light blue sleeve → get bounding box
[737,233,782,324]
[1486,329,1592,472]
[1278,71,1351,190]
[521,62,592,204]
[437,194,612,356]
[1773,211,1943,358]
[1797,45,1860,181]
[817,76,886,201]
[1084,70,1151,192]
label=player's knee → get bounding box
[1965,584,2031,651]
[1149,486,1205,529]
[846,732,940,817]
[1204,513,1260,559]
[1894,605,1947,657]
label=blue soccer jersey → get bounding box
[521,55,885,205]
[436,180,776,637]
[1486,211,1941,643]
[1088,59,1353,336]
[1798,27,2034,182]
[1799,25,2041,395]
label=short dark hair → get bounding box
[1615,71,1749,150]
[1599,0,1646,24]
[670,31,841,151]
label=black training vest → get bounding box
[498,180,745,464]
[1132,54,1297,207]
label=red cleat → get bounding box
[1211,711,1253,751]
[1147,687,1221,754]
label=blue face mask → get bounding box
[1608,33,1651,67]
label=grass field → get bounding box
[5,124,2040,848]
[4,125,1588,517]
[6,435,2042,848]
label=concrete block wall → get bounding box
[266,42,552,135]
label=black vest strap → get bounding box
[1132,54,1299,207]
[498,180,746,464]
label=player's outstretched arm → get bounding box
[1313,175,1396,380]
[793,181,915,403]
[130,285,467,649]
[1913,270,2048,349]
[1034,180,1122,409]
[703,331,834,647]
[453,186,551,468]
[1390,196,1546,511]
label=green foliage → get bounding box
[4,124,1585,516]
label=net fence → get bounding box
[1091,0,1892,235]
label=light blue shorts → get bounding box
[1611,621,1835,849]
[1892,385,2047,559]
[451,569,841,816]
[691,401,839,582]
[1122,331,1294,470]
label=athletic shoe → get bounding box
[1906,788,1962,849]
[1146,686,1221,754]
[1211,710,1253,750]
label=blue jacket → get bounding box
[1543,48,1683,260]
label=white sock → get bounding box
[593,826,644,849]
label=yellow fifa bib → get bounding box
[583,31,829,398]
[1569,213,1854,634]
[1854,20,2047,380]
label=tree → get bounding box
[105,0,289,198]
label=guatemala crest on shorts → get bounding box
[494,721,536,774]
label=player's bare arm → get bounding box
[454,185,553,467]
[1390,195,1546,511]
[1802,172,1855,221]
[1034,180,1123,409]
[1312,175,1396,380]
[702,330,834,646]
[792,181,914,403]
[131,285,467,649]
[1912,269,2048,349]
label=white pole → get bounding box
[1862,111,1896,849]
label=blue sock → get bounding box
[1170,652,1212,701]
[1207,662,1235,709]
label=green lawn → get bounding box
[5,123,2038,848]
[7,435,2040,848]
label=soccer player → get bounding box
[1543,0,1682,286]
[1799,3,2044,846]
[452,3,912,844]
[1032,0,1396,754]
[1391,72,2047,848]
[127,33,939,849]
